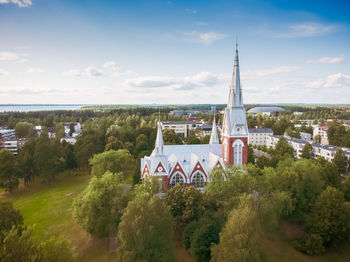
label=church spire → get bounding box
[209,117,219,144]
[154,116,164,155]
[227,42,243,108]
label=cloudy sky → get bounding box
[0,0,349,104]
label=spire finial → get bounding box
[235,35,238,52]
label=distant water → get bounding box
[0,104,86,112]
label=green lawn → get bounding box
[0,172,117,262]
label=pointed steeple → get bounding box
[154,118,164,155]
[209,117,219,144]
[227,42,243,108]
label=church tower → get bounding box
[222,44,248,166]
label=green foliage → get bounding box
[64,143,77,175]
[116,193,174,262]
[0,226,38,262]
[163,129,183,145]
[90,149,135,178]
[342,175,350,202]
[190,218,221,262]
[17,139,36,187]
[182,221,199,249]
[307,186,350,247]
[0,202,23,240]
[211,195,262,262]
[73,172,128,237]
[182,186,205,225]
[333,149,348,175]
[15,121,35,138]
[295,233,325,255]
[300,143,313,159]
[164,184,185,227]
[0,150,19,192]
[37,237,77,262]
[316,158,341,188]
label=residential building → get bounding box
[300,132,311,141]
[141,46,248,190]
[60,137,77,145]
[161,121,203,137]
[0,138,27,155]
[248,128,273,146]
[0,129,15,139]
[64,122,81,136]
[313,125,329,145]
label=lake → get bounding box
[0,104,86,112]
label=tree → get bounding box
[64,143,77,175]
[17,139,36,187]
[105,136,123,151]
[211,195,262,262]
[0,226,76,262]
[163,129,183,145]
[69,123,75,137]
[308,186,350,247]
[247,146,255,164]
[15,121,35,138]
[37,238,77,262]
[190,218,221,262]
[0,202,23,240]
[182,186,205,225]
[90,149,135,178]
[73,172,128,237]
[0,150,19,192]
[273,138,294,159]
[164,184,185,227]
[0,226,38,262]
[300,143,313,159]
[342,175,350,202]
[116,193,174,262]
[333,149,348,175]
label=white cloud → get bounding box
[63,69,82,77]
[124,71,219,91]
[280,22,335,38]
[85,66,104,77]
[307,56,344,64]
[103,61,119,71]
[242,66,300,77]
[194,21,208,26]
[27,67,44,74]
[0,68,9,76]
[0,52,20,61]
[182,31,228,45]
[0,0,32,7]
[304,73,350,90]
[185,8,197,14]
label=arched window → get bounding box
[233,139,244,165]
[170,173,185,188]
[223,138,228,161]
[191,172,205,188]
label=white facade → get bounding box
[300,132,311,141]
[313,126,329,145]
[161,121,203,137]
[248,128,273,146]
[0,129,15,139]
[64,122,81,136]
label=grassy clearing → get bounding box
[261,223,350,262]
[0,172,117,262]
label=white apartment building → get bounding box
[300,132,311,141]
[248,128,273,146]
[64,122,81,137]
[313,126,329,145]
[161,121,203,137]
[0,138,27,155]
[266,134,350,162]
[0,129,15,139]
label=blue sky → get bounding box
[0,0,349,104]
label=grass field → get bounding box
[1,173,350,262]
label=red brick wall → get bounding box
[222,136,248,166]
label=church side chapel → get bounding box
[140,45,248,190]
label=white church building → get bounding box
[140,46,249,190]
